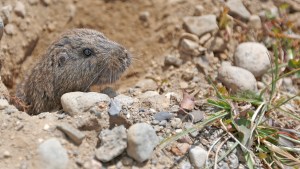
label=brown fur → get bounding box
[22,28,131,114]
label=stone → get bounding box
[135,79,158,92]
[164,55,183,67]
[95,125,127,162]
[61,92,110,116]
[108,99,122,116]
[190,110,204,123]
[183,15,219,37]
[218,62,257,93]
[4,24,16,35]
[139,11,150,22]
[28,0,38,5]
[127,123,159,162]
[37,138,69,169]
[226,0,251,20]
[100,87,118,98]
[154,112,174,122]
[41,0,51,6]
[228,153,239,169]
[194,5,204,16]
[248,15,262,29]
[189,146,208,168]
[82,159,102,169]
[1,5,12,25]
[179,39,200,56]
[204,37,226,52]
[234,42,270,77]
[170,118,182,129]
[139,91,170,110]
[122,156,134,166]
[0,99,9,110]
[194,55,212,75]
[57,123,85,145]
[199,33,211,45]
[14,1,26,17]
[108,94,134,116]
[180,32,199,42]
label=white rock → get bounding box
[218,62,257,93]
[194,5,204,16]
[248,15,262,29]
[114,94,136,106]
[234,42,270,77]
[226,0,251,20]
[0,99,9,110]
[61,92,110,116]
[204,37,226,52]
[4,24,15,35]
[127,123,159,162]
[183,15,219,37]
[179,39,200,56]
[189,146,208,168]
[37,138,69,169]
[14,1,26,17]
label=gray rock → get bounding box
[0,17,3,40]
[226,0,251,20]
[109,94,135,116]
[170,118,182,129]
[37,138,69,169]
[189,146,208,168]
[184,122,199,137]
[190,110,204,123]
[61,92,110,116]
[100,87,118,98]
[179,39,200,56]
[164,55,183,67]
[154,112,174,121]
[183,15,219,37]
[218,62,257,93]
[96,125,127,162]
[127,123,159,162]
[229,154,239,169]
[181,161,192,169]
[122,156,134,166]
[57,123,85,145]
[234,42,270,77]
[14,1,26,17]
[0,99,9,110]
[249,15,262,29]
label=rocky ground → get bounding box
[0,0,300,169]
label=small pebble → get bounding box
[154,112,174,122]
[14,1,26,17]
[57,123,86,145]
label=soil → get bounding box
[0,0,299,169]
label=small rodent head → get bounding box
[50,28,131,86]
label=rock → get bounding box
[4,24,16,35]
[181,161,192,169]
[228,153,239,169]
[1,5,12,25]
[170,118,182,129]
[37,138,69,169]
[189,146,208,168]
[139,11,150,22]
[41,0,51,6]
[199,33,211,45]
[183,15,219,37]
[127,123,159,162]
[164,55,183,67]
[248,15,262,29]
[14,1,26,17]
[100,87,118,98]
[154,112,174,122]
[135,79,158,92]
[179,39,200,56]
[109,94,134,116]
[108,99,122,116]
[139,91,170,110]
[0,99,9,110]
[0,17,3,40]
[184,122,199,137]
[180,32,199,42]
[234,42,270,77]
[204,37,226,52]
[218,62,257,93]
[171,143,191,156]
[226,0,251,20]
[57,123,85,145]
[194,55,212,75]
[61,92,110,116]
[95,125,127,162]
[190,110,204,123]
[122,156,134,166]
[194,5,204,16]
[82,159,102,169]
[28,0,38,5]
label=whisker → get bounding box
[84,59,109,92]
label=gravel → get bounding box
[183,15,219,37]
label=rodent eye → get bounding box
[83,48,93,57]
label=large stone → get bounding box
[189,146,208,168]
[37,138,69,169]
[183,15,219,37]
[95,125,127,162]
[234,42,270,77]
[226,0,251,20]
[61,92,110,116]
[127,123,159,162]
[218,62,257,93]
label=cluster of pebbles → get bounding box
[0,0,300,169]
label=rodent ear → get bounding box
[58,53,68,67]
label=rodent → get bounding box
[21,28,131,115]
